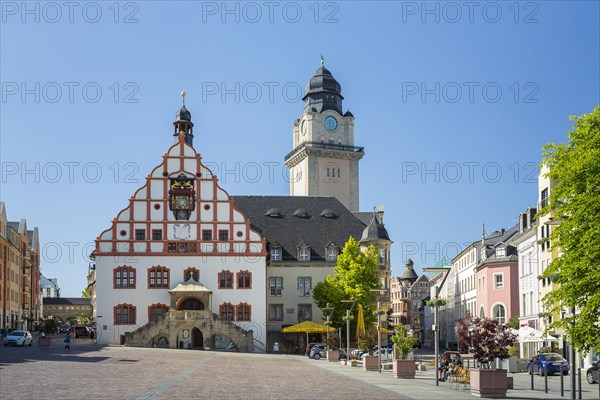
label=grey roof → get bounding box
[232,196,366,262]
[360,212,390,242]
[401,258,419,280]
[43,297,91,306]
[302,66,344,115]
[176,105,192,122]
[353,212,373,226]
[41,275,59,289]
[7,221,20,231]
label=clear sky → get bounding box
[1,1,599,296]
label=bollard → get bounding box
[531,364,535,390]
[577,368,582,399]
[545,364,549,394]
[560,364,564,397]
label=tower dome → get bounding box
[173,91,194,146]
[360,211,390,242]
[302,65,344,115]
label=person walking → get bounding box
[64,332,72,350]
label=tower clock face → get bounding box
[301,120,307,135]
[324,116,338,131]
[175,196,192,209]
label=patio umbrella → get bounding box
[282,321,336,346]
[356,304,366,339]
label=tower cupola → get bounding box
[302,58,344,115]
[173,91,194,146]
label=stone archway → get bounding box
[178,297,204,311]
[192,328,203,349]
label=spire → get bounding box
[320,55,325,66]
[302,63,343,114]
[173,91,194,146]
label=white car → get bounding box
[4,330,33,347]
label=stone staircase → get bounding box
[124,310,255,352]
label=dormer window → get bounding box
[271,244,282,262]
[297,242,310,261]
[496,248,506,258]
[324,242,338,262]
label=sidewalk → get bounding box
[298,357,600,400]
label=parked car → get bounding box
[3,330,33,347]
[68,326,91,338]
[306,342,324,357]
[586,360,599,384]
[59,324,69,333]
[373,347,394,359]
[528,353,570,376]
[309,344,346,360]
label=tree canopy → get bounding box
[312,236,381,329]
[540,106,600,354]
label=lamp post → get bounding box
[341,300,356,365]
[323,303,334,350]
[374,300,383,373]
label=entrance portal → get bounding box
[192,328,203,349]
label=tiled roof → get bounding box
[43,298,91,306]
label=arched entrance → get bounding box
[192,328,203,349]
[178,297,204,310]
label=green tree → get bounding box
[81,287,90,298]
[312,236,381,329]
[540,106,600,354]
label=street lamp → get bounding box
[341,300,356,365]
[371,289,385,373]
[322,303,334,350]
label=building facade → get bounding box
[0,202,41,330]
[41,275,61,298]
[43,297,93,322]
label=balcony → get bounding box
[284,141,364,162]
[167,310,212,320]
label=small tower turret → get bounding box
[173,91,194,146]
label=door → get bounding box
[192,328,203,349]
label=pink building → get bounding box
[475,242,519,324]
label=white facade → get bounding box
[95,137,267,345]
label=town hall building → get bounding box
[93,64,393,352]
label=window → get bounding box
[298,304,312,322]
[492,304,506,324]
[541,188,549,208]
[152,229,162,241]
[379,249,386,264]
[298,277,311,297]
[271,247,281,261]
[496,248,506,258]
[114,266,136,289]
[184,267,199,282]
[269,277,283,296]
[148,304,169,322]
[148,266,169,288]
[299,248,310,261]
[494,273,504,289]
[269,304,283,321]
[237,270,252,289]
[114,304,136,324]
[218,270,233,289]
[219,230,229,241]
[202,230,212,241]
[327,248,338,262]
[236,303,251,321]
[135,229,145,240]
[219,303,234,321]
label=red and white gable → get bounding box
[96,135,266,256]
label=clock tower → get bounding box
[284,64,364,212]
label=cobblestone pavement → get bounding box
[1,339,599,400]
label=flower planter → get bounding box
[470,368,508,398]
[327,350,340,362]
[37,337,52,348]
[362,355,379,371]
[392,359,416,378]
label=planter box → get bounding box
[327,350,339,362]
[37,337,52,348]
[362,355,379,371]
[470,368,508,398]
[392,359,416,378]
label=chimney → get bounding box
[519,213,526,232]
[527,207,537,227]
[377,204,385,224]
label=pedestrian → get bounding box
[273,342,279,354]
[64,332,72,350]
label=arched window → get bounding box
[148,304,169,322]
[236,303,251,321]
[219,303,234,321]
[148,266,169,288]
[218,270,233,289]
[237,270,252,289]
[178,298,204,310]
[492,304,506,324]
[114,266,135,289]
[114,304,136,324]
[184,267,199,282]
[480,306,485,319]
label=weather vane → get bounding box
[320,55,325,66]
[181,90,186,107]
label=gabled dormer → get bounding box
[297,241,311,262]
[324,241,339,262]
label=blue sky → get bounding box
[1,1,599,296]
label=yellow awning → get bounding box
[281,321,336,333]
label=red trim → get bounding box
[236,302,251,321]
[114,303,136,325]
[113,266,136,289]
[147,266,170,289]
[148,303,169,322]
[183,267,199,281]
[218,270,234,289]
[219,302,234,321]
[236,270,252,289]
